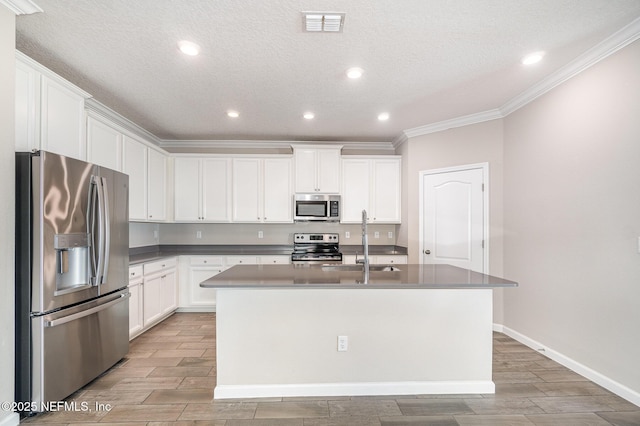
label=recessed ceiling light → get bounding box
[378,112,390,121]
[178,40,200,56]
[521,51,544,65]
[346,67,364,79]
[303,112,315,120]
[227,110,239,118]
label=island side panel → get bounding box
[215,288,494,399]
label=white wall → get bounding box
[503,40,640,401]
[398,120,505,322]
[0,5,17,426]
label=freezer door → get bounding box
[29,291,130,410]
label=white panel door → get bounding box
[174,157,201,221]
[341,159,370,223]
[86,116,122,170]
[147,148,167,221]
[294,148,317,192]
[316,148,340,193]
[232,158,261,222]
[122,136,148,221]
[202,158,232,222]
[371,159,401,223]
[263,158,292,223]
[421,167,485,272]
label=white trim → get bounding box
[161,139,395,152]
[497,324,640,407]
[0,0,42,14]
[404,109,503,140]
[16,51,91,99]
[214,380,495,400]
[418,163,490,274]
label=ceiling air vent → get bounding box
[302,12,345,32]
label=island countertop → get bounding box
[200,263,517,289]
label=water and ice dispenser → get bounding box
[54,233,90,293]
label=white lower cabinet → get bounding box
[178,254,291,312]
[128,265,144,339]
[129,258,177,340]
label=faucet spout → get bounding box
[361,209,370,283]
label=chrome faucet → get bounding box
[356,209,370,283]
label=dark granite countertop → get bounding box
[129,244,408,265]
[200,263,518,289]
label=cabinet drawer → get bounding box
[190,256,224,266]
[374,255,407,264]
[260,255,291,264]
[143,257,177,275]
[226,256,258,266]
[129,265,143,283]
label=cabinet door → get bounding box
[341,159,370,223]
[142,274,163,326]
[202,158,231,222]
[122,136,148,221]
[232,158,261,222]
[190,266,223,308]
[294,148,317,192]
[87,116,122,171]
[263,158,292,223]
[40,76,86,160]
[161,269,178,314]
[147,148,167,221]
[317,148,341,193]
[371,159,401,223]
[15,60,39,152]
[128,282,143,338]
[174,158,201,221]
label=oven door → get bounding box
[294,200,329,221]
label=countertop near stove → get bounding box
[129,244,407,265]
[200,263,517,289]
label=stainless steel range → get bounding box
[291,233,342,263]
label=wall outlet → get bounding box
[388,231,393,239]
[258,230,264,239]
[345,231,350,239]
[337,335,348,352]
[374,231,380,239]
[153,230,159,239]
[196,230,202,239]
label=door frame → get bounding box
[418,162,490,273]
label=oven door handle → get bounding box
[44,292,130,328]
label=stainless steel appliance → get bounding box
[294,194,340,222]
[291,233,342,263]
[15,151,130,416]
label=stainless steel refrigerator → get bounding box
[15,151,130,415]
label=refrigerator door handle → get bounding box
[101,177,111,284]
[44,292,130,328]
[94,176,106,284]
[88,176,99,285]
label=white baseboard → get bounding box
[176,307,216,313]
[0,412,20,426]
[494,323,640,407]
[214,380,495,400]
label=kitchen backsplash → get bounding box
[130,222,398,247]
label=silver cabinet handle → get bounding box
[424,249,431,255]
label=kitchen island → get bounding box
[201,263,517,400]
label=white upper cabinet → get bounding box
[174,157,231,222]
[122,135,148,221]
[86,114,122,170]
[341,156,401,223]
[293,145,341,193]
[147,148,168,221]
[15,53,91,160]
[232,157,293,223]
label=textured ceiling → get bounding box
[14,0,640,144]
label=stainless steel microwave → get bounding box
[294,194,340,222]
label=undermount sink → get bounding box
[321,264,401,272]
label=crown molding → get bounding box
[0,0,42,14]
[403,109,503,140]
[500,16,640,116]
[85,98,163,146]
[159,139,394,152]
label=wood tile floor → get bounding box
[23,312,640,425]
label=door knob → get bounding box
[424,249,431,255]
